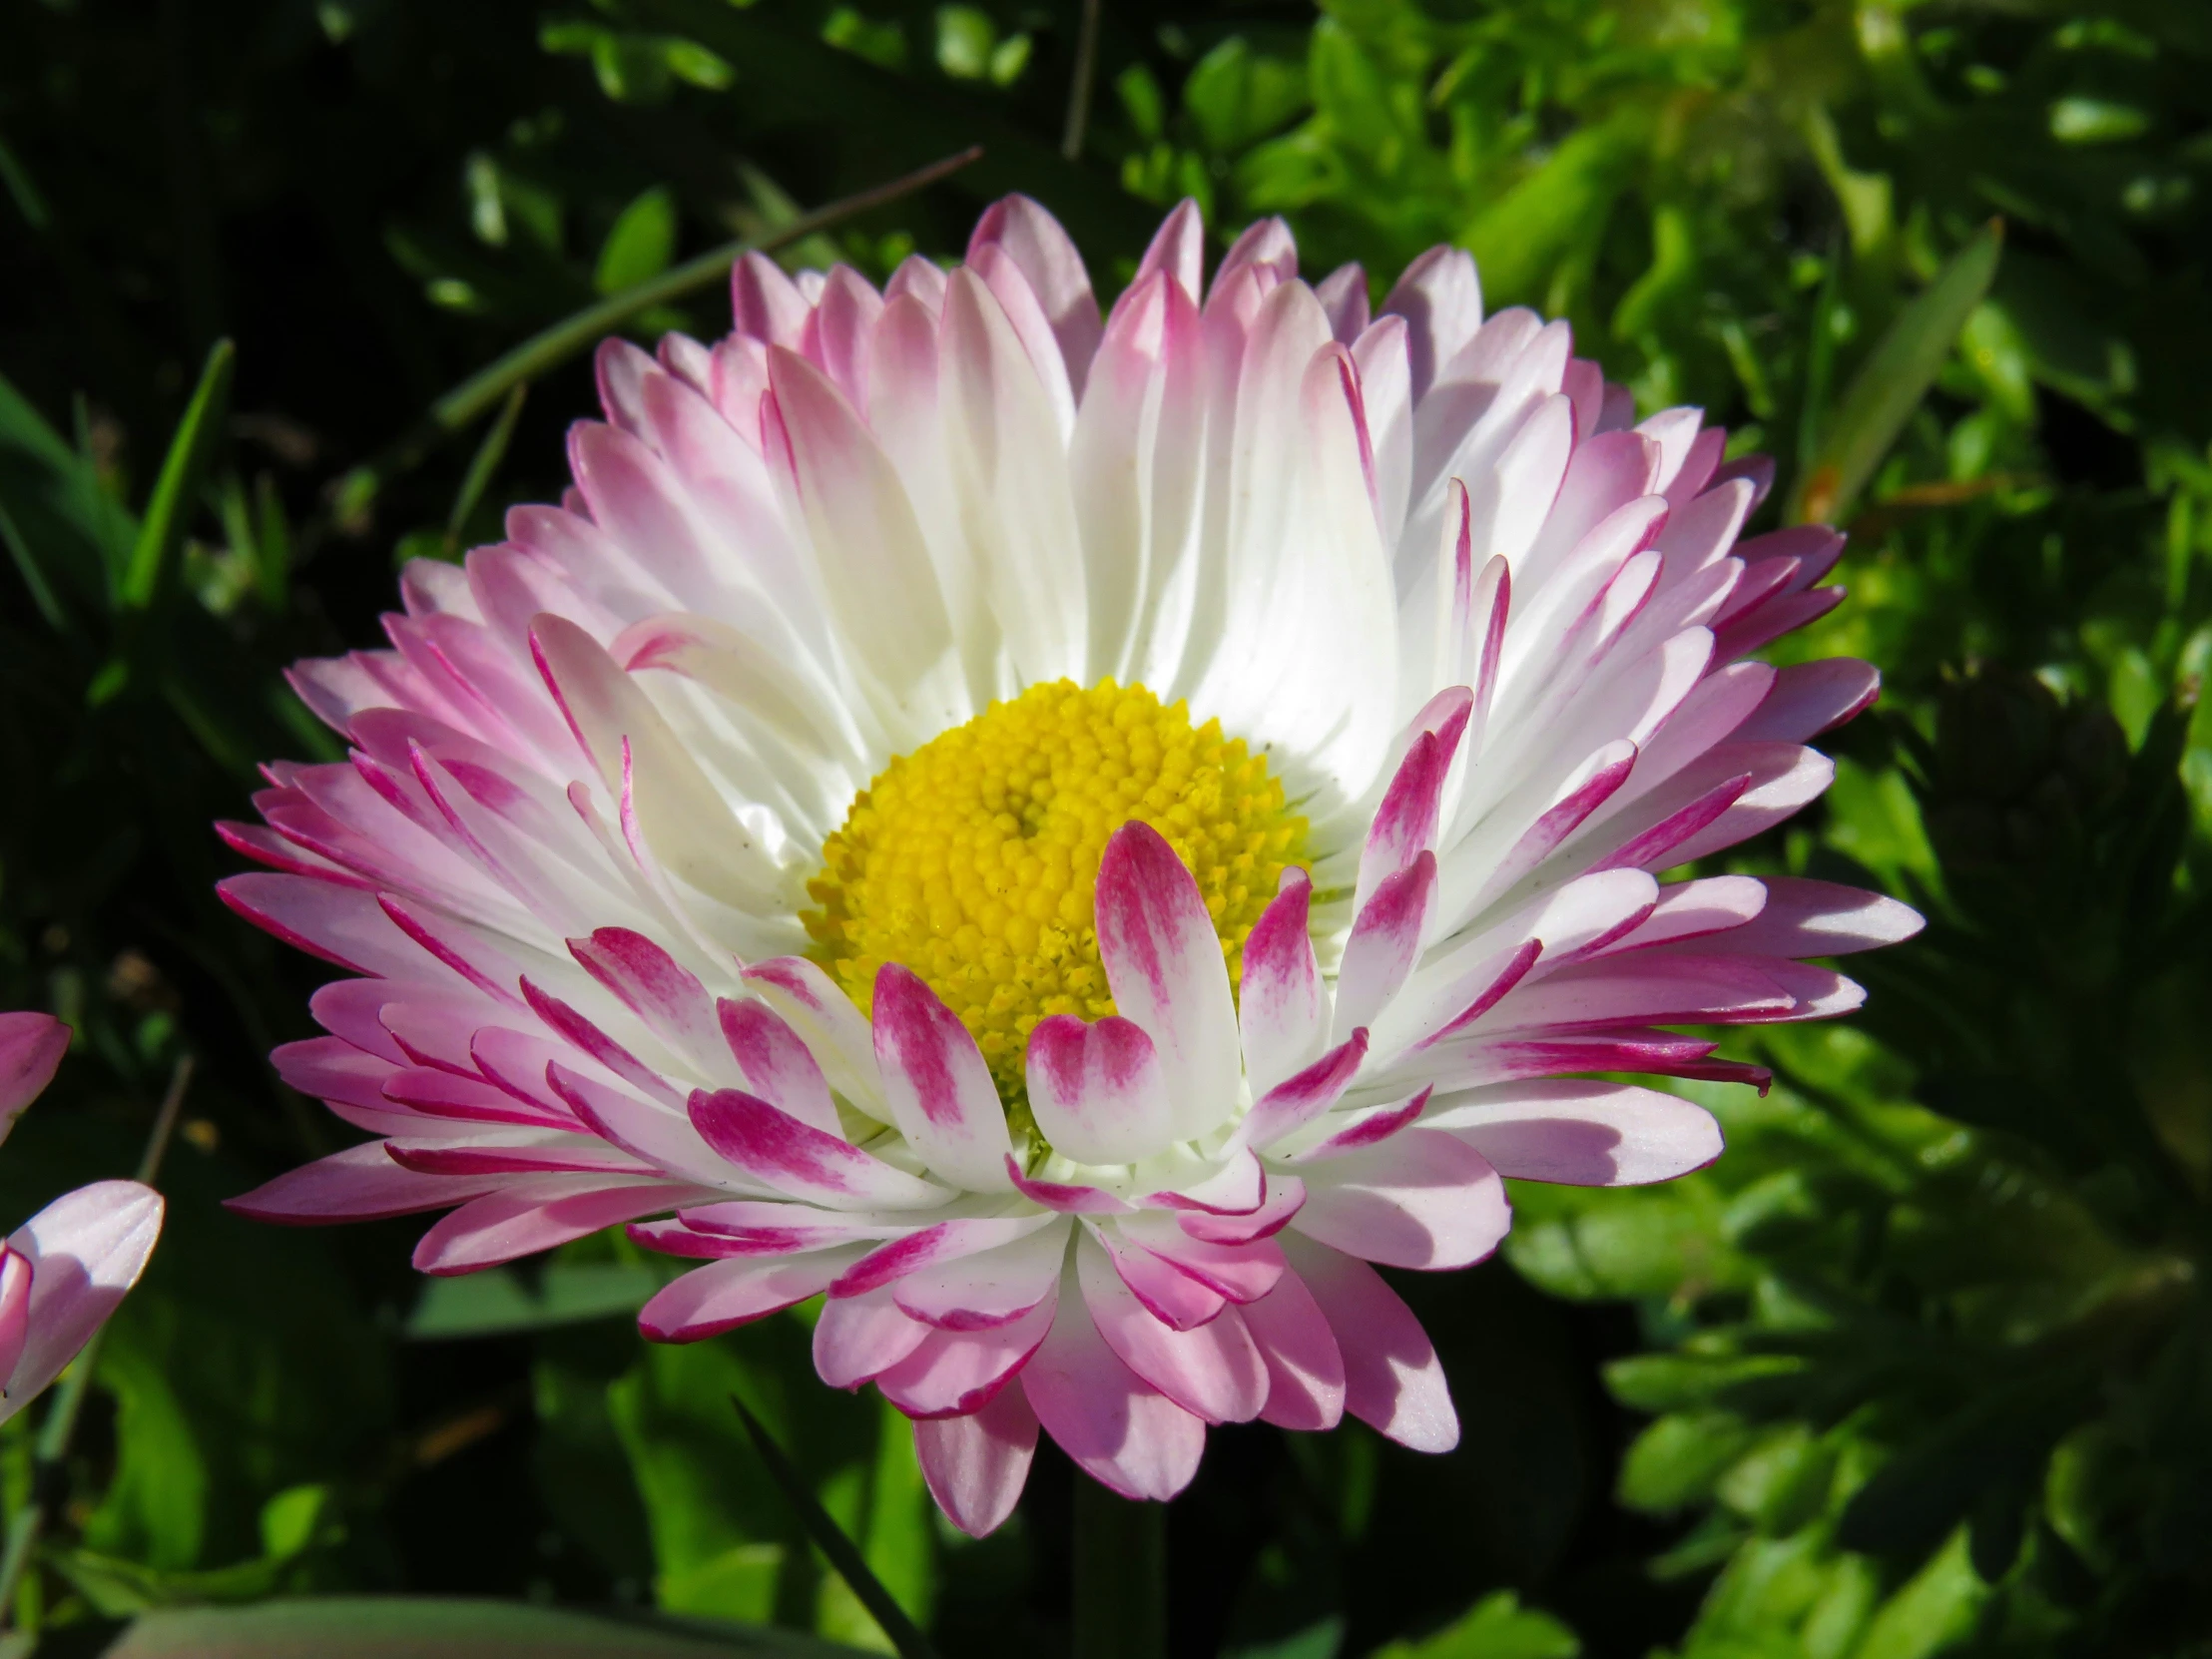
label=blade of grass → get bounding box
[0,491,66,632]
[444,381,528,553]
[1061,0,1104,160]
[729,1396,940,1659]
[118,338,235,610]
[333,146,982,530]
[1791,221,2002,525]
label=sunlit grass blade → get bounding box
[1791,221,2002,525]
[729,1396,940,1659]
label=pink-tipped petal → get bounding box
[1244,1270,1346,1431]
[1176,1176,1306,1245]
[640,1250,859,1342]
[1094,824,1241,1139]
[832,1214,1056,1300]
[1335,852,1437,1033]
[1715,876,1926,958]
[1077,1232,1266,1422]
[893,1219,1071,1330]
[816,1283,933,1387]
[1020,1264,1205,1502]
[1025,1015,1176,1166]
[1426,1080,1723,1185]
[914,1384,1040,1537]
[1004,1157,1136,1215]
[1132,199,1204,301]
[688,1087,951,1210]
[411,1177,702,1275]
[1280,1234,1457,1452]
[1355,699,1468,916]
[717,997,841,1135]
[1293,1128,1508,1271]
[876,1294,1057,1417]
[1238,869,1328,1098]
[872,965,1016,1192]
[225,1143,500,1224]
[968,195,1102,392]
[1237,1033,1369,1155]
[741,957,885,1119]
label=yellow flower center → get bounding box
[806,679,1307,1104]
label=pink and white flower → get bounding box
[0,1012,166,1421]
[221,197,1919,1533]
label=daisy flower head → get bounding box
[222,197,1920,1533]
[0,1013,166,1421]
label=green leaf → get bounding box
[119,338,235,611]
[93,1596,881,1656]
[1791,223,2001,524]
[1618,1414,1764,1513]
[1184,37,1310,154]
[597,188,680,296]
[933,7,996,80]
[607,1341,793,1623]
[1850,1531,1989,1659]
[406,1263,662,1340]
[1604,1353,1806,1415]
[1463,110,1648,306]
[1369,1590,1580,1659]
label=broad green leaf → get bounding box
[1370,1590,1579,1659]
[597,188,680,295]
[407,1262,662,1339]
[1604,1353,1806,1415]
[1850,1531,1987,1659]
[933,7,996,80]
[96,1596,879,1656]
[1791,223,2001,524]
[1462,110,1647,306]
[1619,1414,1764,1513]
[611,1342,793,1623]
[1183,37,1310,154]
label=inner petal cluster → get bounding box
[806,679,1307,1099]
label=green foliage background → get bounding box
[3,0,2211,1654]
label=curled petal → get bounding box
[3,1181,165,1422]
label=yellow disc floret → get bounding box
[806,679,1308,1104]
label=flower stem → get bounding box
[1071,1479,1167,1659]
